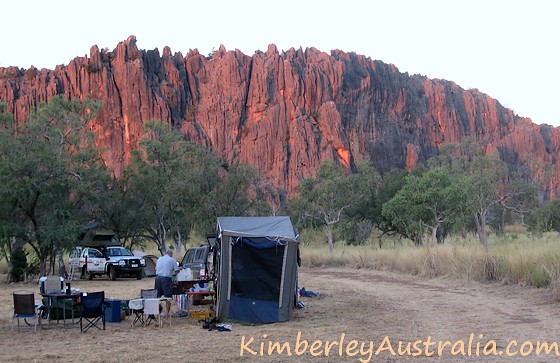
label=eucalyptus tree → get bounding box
[0,96,106,275]
[461,153,537,251]
[187,157,270,236]
[382,166,465,246]
[289,160,379,252]
[120,120,269,255]
[372,168,409,246]
[122,120,196,255]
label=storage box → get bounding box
[38,276,64,294]
[190,309,213,320]
[104,299,122,323]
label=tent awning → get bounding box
[217,216,300,243]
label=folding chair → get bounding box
[143,298,162,327]
[12,290,41,331]
[129,298,144,327]
[140,289,159,326]
[79,291,106,332]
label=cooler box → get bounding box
[104,299,122,323]
[38,276,64,294]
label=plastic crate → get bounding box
[190,310,212,320]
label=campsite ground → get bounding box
[1,268,560,362]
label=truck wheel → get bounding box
[109,266,117,281]
[82,266,93,280]
[136,270,142,280]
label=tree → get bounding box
[187,159,270,235]
[526,200,560,234]
[113,120,269,256]
[372,168,409,246]
[337,162,381,245]
[461,153,536,251]
[94,169,145,250]
[382,167,464,246]
[122,120,195,255]
[432,140,537,250]
[0,96,106,276]
[289,161,379,252]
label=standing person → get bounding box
[155,249,179,317]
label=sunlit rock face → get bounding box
[1,36,559,198]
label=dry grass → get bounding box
[300,231,560,294]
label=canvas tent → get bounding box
[215,216,300,324]
[79,222,119,247]
[133,251,158,277]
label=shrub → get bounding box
[10,247,27,282]
[85,62,98,73]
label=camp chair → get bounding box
[79,291,106,332]
[12,290,41,331]
[129,289,159,327]
[141,289,159,326]
[129,298,144,327]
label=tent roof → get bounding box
[217,216,300,243]
[81,229,119,247]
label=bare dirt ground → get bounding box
[1,268,560,362]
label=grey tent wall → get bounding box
[278,241,298,322]
[216,235,232,321]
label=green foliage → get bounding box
[85,62,98,73]
[25,67,38,81]
[337,219,373,245]
[0,95,106,275]
[99,120,269,255]
[289,160,380,252]
[382,166,465,245]
[526,200,560,233]
[372,168,408,241]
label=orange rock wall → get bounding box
[1,36,559,198]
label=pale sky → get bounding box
[2,0,558,126]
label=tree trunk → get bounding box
[172,231,183,255]
[39,257,47,276]
[56,248,68,277]
[430,224,439,246]
[326,225,334,253]
[4,237,14,283]
[475,210,489,253]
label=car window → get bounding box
[88,249,103,258]
[182,249,196,266]
[107,247,133,257]
[195,248,206,262]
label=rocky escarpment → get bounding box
[1,36,559,198]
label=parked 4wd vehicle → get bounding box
[70,225,145,280]
[70,246,146,281]
[180,235,216,280]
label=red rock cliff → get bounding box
[1,36,559,198]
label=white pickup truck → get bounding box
[70,246,146,281]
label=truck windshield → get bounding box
[106,247,133,257]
